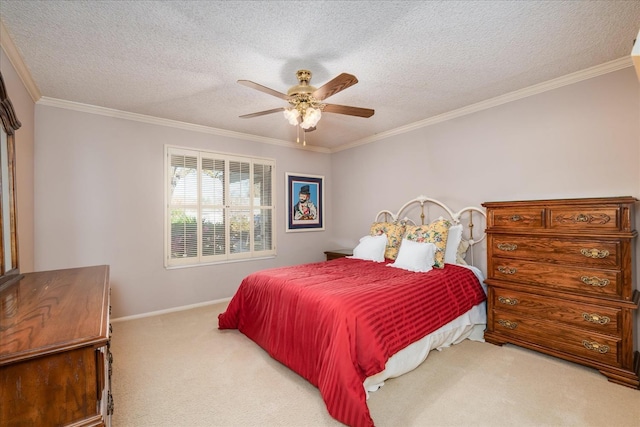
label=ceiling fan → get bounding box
[238,70,374,143]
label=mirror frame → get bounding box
[0,71,22,287]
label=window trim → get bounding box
[164,145,276,268]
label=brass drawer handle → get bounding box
[580,248,609,259]
[498,266,517,275]
[581,276,609,287]
[582,340,609,354]
[582,313,610,325]
[497,243,517,251]
[509,215,522,222]
[555,213,611,225]
[498,296,519,305]
[498,319,518,329]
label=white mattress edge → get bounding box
[363,302,487,397]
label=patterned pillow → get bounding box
[369,221,406,260]
[403,218,451,268]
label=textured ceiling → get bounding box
[1,1,639,151]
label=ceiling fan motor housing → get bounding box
[287,70,323,112]
[287,69,317,96]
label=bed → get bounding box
[218,196,487,427]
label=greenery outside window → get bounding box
[165,146,275,267]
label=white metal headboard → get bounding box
[374,195,486,266]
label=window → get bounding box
[165,146,275,267]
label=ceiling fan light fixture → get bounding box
[300,107,321,129]
[284,103,322,130]
[283,108,300,125]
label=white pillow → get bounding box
[388,239,436,273]
[444,224,463,264]
[350,234,388,262]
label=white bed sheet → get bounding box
[363,265,487,397]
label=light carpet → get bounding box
[110,303,640,426]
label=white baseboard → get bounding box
[111,297,231,323]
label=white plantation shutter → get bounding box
[253,163,273,252]
[229,160,251,256]
[169,152,198,261]
[165,146,275,267]
[201,156,226,258]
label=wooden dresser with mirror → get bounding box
[0,72,113,425]
[483,197,639,389]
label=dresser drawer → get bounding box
[489,235,620,268]
[487,207,545,229]
[489,259,621,298]
[490,288,621,335]
[492,310,620,366]
[548,206,622,232]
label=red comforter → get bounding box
[218,258,486,427]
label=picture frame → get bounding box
[286,173,324,232]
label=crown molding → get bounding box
[37,97,331,153]
[332,56,633,153]
[0,20,41,102]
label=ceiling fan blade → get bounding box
[238,80,290,100]
[240,107,285,118]
[304,126,316,132]
[323,104,374,118]
[312,73,359,101]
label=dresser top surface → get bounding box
[482,196,638,208]
[0,265,110,365]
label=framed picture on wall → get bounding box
[286,173,324,232]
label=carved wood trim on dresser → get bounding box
[0,265,113,426]
[482,197,639,389]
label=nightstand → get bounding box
[324,249,353,261]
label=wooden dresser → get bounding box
[0,265,113,426]
[482,197,639,389]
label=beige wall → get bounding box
[32,106,333,317]
[330,66,640,335]
[331,67,640,247]
[0,48,35,273]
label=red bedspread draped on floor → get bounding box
[218,258,486,427]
